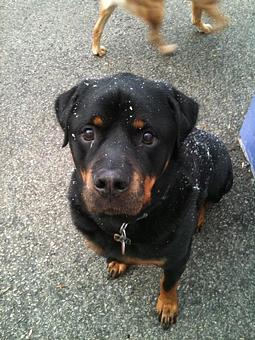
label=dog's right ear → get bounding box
[55,85,78,147]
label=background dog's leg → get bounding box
[144,7,177,55]
[92,4,116,57]
[191,0,229,33]
[203,2,229,32]
[191,1,213,33]
[149,23,177,55]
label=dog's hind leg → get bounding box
[191,0,213,33]
[146,9,177,55]
[149,22,177,55]
[203,1,229,32]
[191,0,229,33]
[92,2,116,57]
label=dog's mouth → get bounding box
[82,189,145,216]
[81,169,156,216]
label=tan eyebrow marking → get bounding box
[92,115,103,127]
[133,119,145,129]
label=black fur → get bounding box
[55,73,233,326]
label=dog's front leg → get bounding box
[148,23,177,55]
[156,265,186,328]
[145,8,177,55]
[191,0,213,33]
[92,4,116,57]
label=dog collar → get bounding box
[113,223,131,255]
[98,198,168,255]
[112,212,150,255]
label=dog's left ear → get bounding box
[55,85,78,147]
[168,86,199,150]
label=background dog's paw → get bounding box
[194,22,213,34]
[92,46,107,57]
[107,261,128,279]
[159,44,178,55]
[195,16,230,34]
[156,296,179,328]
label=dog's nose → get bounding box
[93,170,130,196]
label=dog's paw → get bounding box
[156,295,179,328]
[92,46,107,57]
[194,22,213,34]
[194,16,229,34]
[107,261,128,278]
[159,44,178,55]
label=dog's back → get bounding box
[182,129,233,204]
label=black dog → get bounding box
[55,73,233,327]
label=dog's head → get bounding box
[55,73,198,217]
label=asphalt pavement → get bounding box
[0,0,254,339]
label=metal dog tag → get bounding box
[113,223,131,255]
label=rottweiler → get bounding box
[92,0,229,56]
[55,73,233,327]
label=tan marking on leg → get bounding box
[122,256,166,267]
[156,277,179,326]
[107,261,128,278]
[196,203,207,232]
[92,4,116,57]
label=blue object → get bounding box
[239,96,255,177]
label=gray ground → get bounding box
[1,0,254,339]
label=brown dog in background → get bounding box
[92,0,228,56]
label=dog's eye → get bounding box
[142,131,155,145]
[82,128,94,141]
